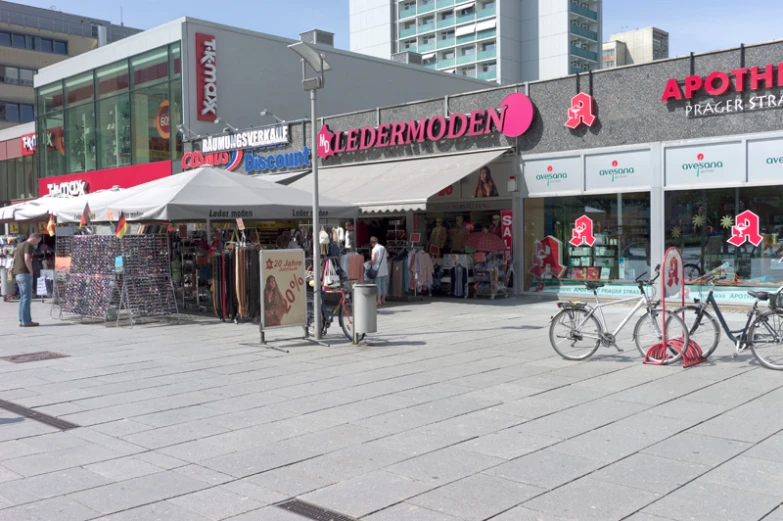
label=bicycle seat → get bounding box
[584,281,605,291]
[748,291,770,301]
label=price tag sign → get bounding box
[236,218,245,230]
[259,249,306,330]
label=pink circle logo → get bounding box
[611,160,619,167]
[697,153,704,160]
[500,93,534,138]
[547,166,553,172]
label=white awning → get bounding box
[290,149,509,214]
[476,19,497,32]
[454,1,476,10]
[455,24,476,36]
[421,52,437,60]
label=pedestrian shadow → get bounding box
[0,417,24,425]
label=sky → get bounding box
[18,0,783,58]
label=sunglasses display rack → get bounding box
[50,234,73,313]
[58,235,122,322]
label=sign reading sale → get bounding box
[500,210,513,261]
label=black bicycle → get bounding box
[672,275,783,370]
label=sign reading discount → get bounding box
[260,249,307,330]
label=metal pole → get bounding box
[311,89,322,340]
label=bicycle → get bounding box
[672,275,783,370]
[306,279,365,342]
[549,265,690,361]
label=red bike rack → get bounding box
[644,247,705,368]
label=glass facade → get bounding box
[525,192,651,289]
[35,42,182,181]
[665,187,783,285]
[0,154,37,201]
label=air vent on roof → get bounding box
[300,30,335,47]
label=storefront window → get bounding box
[97,94,131,169]
[0,161,7,202]
[96,60,129,99]
[65,71,94,106]
[170,42,181,79]
[525,192,651,290]
[131,82,170,164]
[65,103,97,173]
[665,187,783,285]
[5,158,15,200]
[170,79,182,161]
[131,47,169,88]
[40,113,66,177]
[38,82,63,115]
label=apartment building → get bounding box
[350,0,602,84]
[0,0,139,130]
[603,26,669,68]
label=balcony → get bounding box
[399,7,416,19]
[477,48,496,61]
[477,7,496,19]
[436,0,454,7]
[437,17,455,28]
[418,2,435,14]
[570,2,598,20]
[418,41,436,52]
[456,12,475,24]
[478,70,497,81]
[438,37,456,48]
[418,22,436,33]
[476,28,496,40]
[424,61,438,69]
[570,24,598,41]
[400,26,417,38]
[438,56,456,68]
[457,33,476,44]
[457,53,476,65]
[570,45,598,62]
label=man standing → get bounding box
[13,233,41,327]
[370,236,388,307]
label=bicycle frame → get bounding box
[696,289,753,345]
[567,288,658,344]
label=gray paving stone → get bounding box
[0,467,111,505]
[0,440,42,460]
[3,444,122,477]
[301,469,435,518]
[289,444,410,482]
[642,480,781,521]
[364,503,464,521]
[0,497,100,521]
[171,464,234,485]
[485,449,601,490]
[385,445,505,484]
[246,467,335,496]
[169,487,265,520]
[121,420,229,449]
[687,411,783,444]
[84,457,163,481]
[646,399,728,422]
[91,501,211,521]
[220,480,289,505]
[0,465,21,484]
[590,453,710,494]
[90,420,154,438]
[524,478,659,521]
[699,456,783,497]
[426,409,526,438]
[460,426,561,460]
[548,428,651,465]
[410,473,544,521]
[743,433,783,463]
[491,506,580,521]
[642,432,752,466]
[134,451,188,470]
[199,439,321,478]
[67,470,209,514]
[222,506,309,521]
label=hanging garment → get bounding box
[391,259,404,297]
[356,221,370,247]
[332,226,345,245]
[347,253,364,282]
[452,266,466,297]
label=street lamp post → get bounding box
[288,42,331,340]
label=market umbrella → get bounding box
[464,230,505,252]
[54,166,357,223]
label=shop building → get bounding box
[20,16,489,200]
[234,37,783,303]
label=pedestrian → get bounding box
[13,233,41,327]
[369,236,388,306]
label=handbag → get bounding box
[366,252,385,280]
[324,259,340,286]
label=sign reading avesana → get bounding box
[199,125,290,154]
[662,62,783,118]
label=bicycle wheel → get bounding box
[683,263,702,282]
[633,309,690,364]
[339,299,365,342]
[671,305,720,358]
[748,309,783,370]
[549,308,601,361]
[306,299,328,338]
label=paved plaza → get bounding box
[0,296,782,521]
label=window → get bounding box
[12,33,25,48]
[422,36,434,44]
[65,102,97,173]
[131,48,170,88]
[482,62,496,72]
[170,42,181,78]
[2,66,18,84]
[442,30,455,40]
[421,16,434,25]
[54,40,68,55]
[459,6,475,15]
[97,60,129,98]
[97,94,131,169]
[604,60,615,68]
[5,103,19,122]
[404,39,416,49]
[38,82,64,115]
[0,32,10,46]
[65,72,95,106]
[443,50,455,60]
[482,41,495,51]
[131,82,170,164]
[19,68,34,86]
[39,113,66,177]
[462,46,475,56]
[441,11,454,20]
[25,35,34,49]
[20,104,33,123]
[38,38,53,53]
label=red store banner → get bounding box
[38,161,172,197]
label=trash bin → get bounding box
[353,284,378,335]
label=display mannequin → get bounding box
[488,215,502,237]
[332,225,345,246]
[319,227,329,256]
[429,218,447,253]
[450,215,470,252]
[344,222,354,250]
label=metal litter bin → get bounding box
[353,284,378,335]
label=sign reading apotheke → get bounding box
[521,156,582,195]
[664,142,743,187]
[585,150,652,191]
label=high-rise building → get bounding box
[0,0,139,130]
[350,0,602,84]
[602,27,669,69]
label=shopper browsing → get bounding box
[13,233,41,327]
[370,236,388,306]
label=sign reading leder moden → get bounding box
[316,93,535,159]
[662,62,783,118]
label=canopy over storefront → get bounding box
[289,149,509,214]
[0,190,126,224]
[54,167,357,223]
